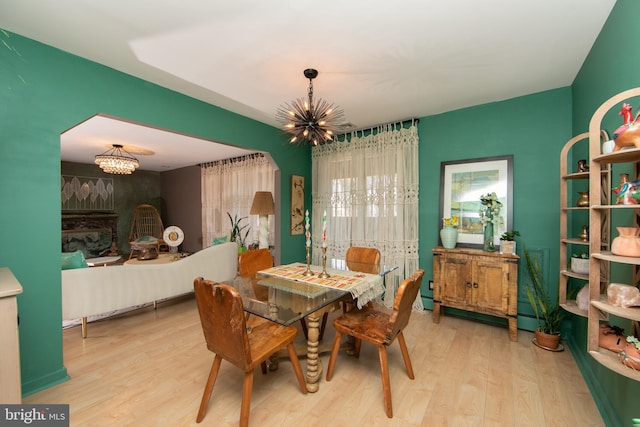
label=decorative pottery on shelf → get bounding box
[618,337,640,371]
[440,226,458,249]
[613,176,640,205]
[576,191,590,207]
[577,159,589,172]
[613,102,640,152]
[611,226,640,257]
[579,225,589,242]
[570,257,589,275]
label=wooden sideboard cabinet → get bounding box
[432,247,519,341]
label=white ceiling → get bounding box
[61,114,258,172]
[0,0,617,171]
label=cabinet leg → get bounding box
[508,316,517,341]
[432,302,441,324]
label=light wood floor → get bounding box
[25,296,604,426]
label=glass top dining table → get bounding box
[230,262,385,325]
[226,262,385,392]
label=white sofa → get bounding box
[62,242,238,337]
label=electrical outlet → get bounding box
[428,280,434,290]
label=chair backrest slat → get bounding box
[238,249,273,301]
[385,269,424,342]
[346,247,381,275]
[194,278,252,370]
[238,249,274,276]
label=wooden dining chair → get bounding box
[238,248,273,302]
[193,278,307,426]
[325,269,424,418]
[314,246,382,340]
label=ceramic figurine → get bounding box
[613,103,640,151]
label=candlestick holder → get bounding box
[303,246,314,276]
[318,246,330,278]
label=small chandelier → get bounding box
[276,68,344,146]
[95,144,139,175]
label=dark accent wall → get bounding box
[61,161,162,256]
[161,165,202,253]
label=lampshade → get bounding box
[275,68,345,146]
[250,191,275,215]
[95,144,139,175]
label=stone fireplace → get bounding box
[62,213,118,258]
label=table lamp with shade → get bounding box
[250,191,275,249]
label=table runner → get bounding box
[259,263,384,308]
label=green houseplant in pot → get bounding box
[524,247,565,350]
[499,230,519,255]
[227,212,250,253]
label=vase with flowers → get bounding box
[440,215,459,249]
[479,192,503,251]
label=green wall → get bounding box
[0,31,310,395]
[417,88,572,331]
[568,1,640,426]
[2,1,639,423]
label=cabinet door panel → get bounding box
[472,259,507,312]
[441,257,469,305]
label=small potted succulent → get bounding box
[499,230,520,255]
[570,252,589,275]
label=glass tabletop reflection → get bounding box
[228,274,348,326]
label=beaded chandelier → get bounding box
[95,144,139,175]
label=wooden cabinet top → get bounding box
[432,246,519,260]
[0,268,23,298]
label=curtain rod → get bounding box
[199,152,263,168]
[336,118,419,137]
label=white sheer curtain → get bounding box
[201,154,275,249]
[311,121,421,309]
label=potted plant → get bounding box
[227,212,250,253]
[570,251,589,275]
[499,230,519,255]
[524,247,565,350]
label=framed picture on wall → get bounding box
[290,175,305,235]
[439,155,513,247]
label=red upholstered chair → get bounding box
[326,269,424,418]
[193,278,307,426]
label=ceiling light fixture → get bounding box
[95,144,139,175]
[276,68,344,146]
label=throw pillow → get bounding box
[212,235,228,246]
[61,250,89,270]
[136,235,158,243]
